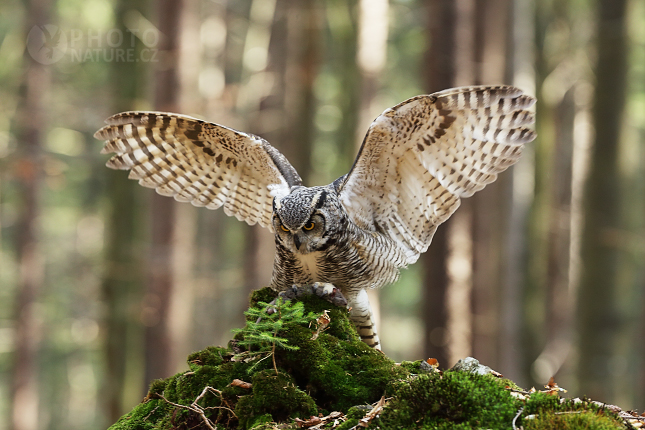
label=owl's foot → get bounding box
[263,283,347,318]
[279,282,348,307]
[280,282,347,307]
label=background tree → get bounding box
[143,0,184,390]
[421,0,456,368]
[578,0,628,403]
[101,1,148,421]
[10,0,50,428]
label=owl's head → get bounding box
[272,186,340,254]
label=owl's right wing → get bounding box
[95,112,302,231]
[338,85,536,265]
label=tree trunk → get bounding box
[500,0,535,387]
[243,0,284,301]
[577,0,627,403]
[102,0,148,420]
[470,0,511,372]
[143,0,184,390]
[332,0,361,176]
[421,0,457,366]
[282,0,319,184]
[11,1,50,429]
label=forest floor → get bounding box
[107,288,644,430]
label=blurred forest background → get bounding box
[1,0,644,428]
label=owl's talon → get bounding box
[276,285,301,302]
[311,282,348,307]
[260,283,345,322]
[278,282,348,307]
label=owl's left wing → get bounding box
[95,112,302,231]
[338,85,536,264]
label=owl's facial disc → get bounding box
[272,188,329,254]
[273,212,326,254]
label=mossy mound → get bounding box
[108,287,628,430]
[377,370,519,428]
[521,393,627,430]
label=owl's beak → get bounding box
[293,234,301,250]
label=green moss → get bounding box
[335,405,371,430]
[108,398,164,430]
[187,346,228,368]
[520,393,625,430]
[276,323,407,412]
[245,414,275,429]
[148,378,168,397]
[377,370,521,429]
[523,410,625,430]
[249,288,278,309]
[107,287,630,430]
[108,288,390,430]
[398,360,429,374]
[236,370,317,429]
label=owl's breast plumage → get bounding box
[294,251,323,280]
[270,222,405,295]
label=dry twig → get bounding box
[358,396,387,428]
[512,407,524,430]
[157,386,237,430]
[295,411,344,429]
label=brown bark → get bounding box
[499,0,534,386]
[470,0,511,371]
[11,2,49,429]
[143,0,184,389]
[282,0,320,184]
[332,0,361,175]
[102,0,148,420]
[243,0,288,299]
[421,0,457,366]
[577,0,628,402]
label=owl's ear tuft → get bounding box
[313,190,328,210]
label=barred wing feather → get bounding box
[339,85,536,264]
[94,112,301,231]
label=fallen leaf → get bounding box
[543,377,567,394]
[230,379,252,389]
[311,310,331,341]
[294,416,322,428]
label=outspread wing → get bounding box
[94,111,302,231]
[339,85,536,264]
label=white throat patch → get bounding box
[297,251,321,279]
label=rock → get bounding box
[451,356,498,376]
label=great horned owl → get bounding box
[95,85,536,350]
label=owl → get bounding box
[95,85,536,350]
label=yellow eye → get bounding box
[280,224,289,232]
[303,222,315,231]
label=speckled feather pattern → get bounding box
[94,112,301,231]
[339,85,535,265]
[95,85,536,350]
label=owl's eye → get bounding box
[280,224,290,232]
[303,222,315,231]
